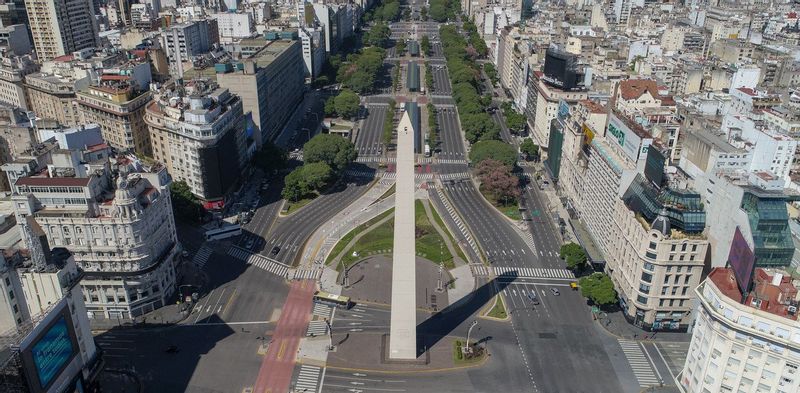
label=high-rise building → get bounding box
[9,148,180,319]
[145,79,247,208]
[215,38,304,146]
[0,51,37,110]
[162,20,218,77]
[23,0,98,61]
[76,82,152,155]
[681,267,800,393]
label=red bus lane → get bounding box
[253,280,316,393]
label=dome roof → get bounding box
[651,208,671,236]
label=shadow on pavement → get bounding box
[416,271,517,356]
[96,314,236,393]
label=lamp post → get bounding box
[436,261,443,293]
[463,320,478,355]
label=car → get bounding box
[527,292,540,305]
[246,239,255,248]
[570,282,578,290]
[181,250,189,258]
[550,288,560,296]
[165,345,179,353]
[271,246,281,256]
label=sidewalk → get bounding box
[595,308,691,343]
[300,180,395,269]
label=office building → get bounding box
[145,79,247,208]
[0,51,37,110]
[163,20,219,77]
[76,82,152,155]
[558,108,709,330]
[681,267,800,393]
[215,38,304,146]
[9,149,180,319]
[24,0,98,61]
[0,24,32,55]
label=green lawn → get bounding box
[453,339,485,365]
[283,195,316,215]
[427,200,469,262]
[329,201,458,270]
[377,184,396,202]
[480,189,522,221]
[326,208,395,265]
[487,295,507,319]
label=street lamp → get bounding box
[463,320,478,355]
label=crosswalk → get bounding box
[293,268,322,280]
[382,172,435,180]
[306,320,329,337]
[192,244,213,269]
[227,247,290,277]
[618,340,660,387]
[293,364,323,393]
[343,169,377,178]
[470,265,576,279]
[355,156,383,163]
[439,172,470,181]
[435,187,481,258]
[438,158,468,164]
[312,303,333,319]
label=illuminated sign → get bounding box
[31,316,76,389]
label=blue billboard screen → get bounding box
[31,316,76,389]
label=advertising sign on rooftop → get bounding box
[608,113,652,163]
[728,226,756,296]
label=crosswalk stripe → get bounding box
[618,340,659,387]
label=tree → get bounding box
[303,133,358,172]
[578,273,617,306]
[420,35,431,54]
[252,141,287,174]
[281,162,333,201]
[170,181,204,223]
[420,6,428,21]
[366,22,390,47]
[383,100,396,145]
[520,138,539,161]
[469,140,517,167]
[483,63,498,84]
[396,39,406,55]
[333,89,360,119]
[324,96,337,116]
[476,159,519,205]
[560,242,588,271]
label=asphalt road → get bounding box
[430,64,452,95]
[96,250,290,393]
[263,175,375,265]
[357,104,389,156]
[435,106,466,160]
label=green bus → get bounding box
[313,291,353,309]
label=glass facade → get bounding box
[622,174,706,233]
[545,119,564,181]
[740,191,794,267]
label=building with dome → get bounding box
[6,145,179,320]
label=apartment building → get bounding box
[0,250,29,333]
[24,0,98,61]
[0,51,38,110]
[163,20,219,77]
[558,108,710,330]
[216,39,304,146]
[24,69,90,127]
[9,150,180,319]
[0,24,32,56]
[526,69,588,150]
[76,82,152,155]
[681,267,800,393]
[145,79,247,207]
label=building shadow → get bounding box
[96,314,236,393]
[416,271,517,356]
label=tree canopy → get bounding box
[337,47,386,94]
[578,273,617,306]
[333,89,361,119]
[303,133,358,172]
[420,35,431,54]
[476,159,519,205]
[560,242,588,271]
[170,181,204,223]
[520,138,539,161]
[470,140,517,167]
[252,141,287,174]
[282,162,333,202]
[365,22,391,48]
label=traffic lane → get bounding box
[209,259,290,323]
[96,323,264,393]
[436,109,461,158]
[359,105,388,156]
[268,179,374,263]
[511,296,625,393]
[445,181,531,266]
[522,182,564,266]
[443,183,529,267]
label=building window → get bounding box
[639,284,650,294]
[637,295,648,305]
[662,287,668,295]
[646,251,657,259]
[664,275,670,284]
[641,272,652,283]
[677,266,683,273]
[648,241,657,250]
[643,262,654,271]
[684,275,691,284]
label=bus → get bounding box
[313,291,352,309]
[204,224,242,241]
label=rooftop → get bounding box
[618,79,659,101]
[708,267,799,321]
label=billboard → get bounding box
[19,299,80,393]
[582,123,595,146]
[728,226,756,296]
[607,114,652,163]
